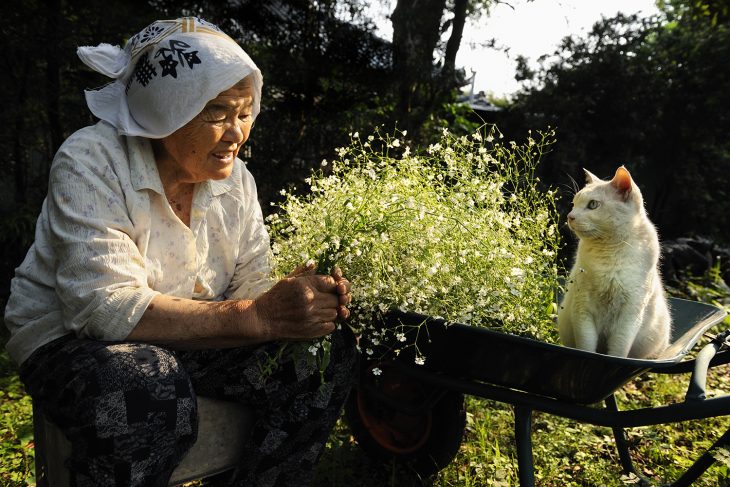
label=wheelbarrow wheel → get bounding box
[344,361,466,478]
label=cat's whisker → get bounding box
[566,173,580,195]
[558,175,579,197]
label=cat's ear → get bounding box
[610,166,633,201]
[583,168,601,185]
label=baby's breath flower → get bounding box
[268,125,562,370]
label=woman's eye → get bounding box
[204,115,226,124]
[238,114,253,122]
[587,200,600,210]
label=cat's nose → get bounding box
[567,213,575,222]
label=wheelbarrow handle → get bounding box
[685,330,730,402]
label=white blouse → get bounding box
[4,121,274,365]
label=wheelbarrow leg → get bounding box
[604,395,653,486]
[605,396,639,474]
[514,405,535,487]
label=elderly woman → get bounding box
[4,17,356,487]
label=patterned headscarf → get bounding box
[78,17,263,139]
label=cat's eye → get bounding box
[587,200,601,210]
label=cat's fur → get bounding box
[557,166,671,358]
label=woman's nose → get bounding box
[224,122,245,144]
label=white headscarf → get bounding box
[78,17,263,139]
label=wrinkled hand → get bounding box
[330,266,352,320]
[255,263,352,341]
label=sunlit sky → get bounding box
[369,0,661,97]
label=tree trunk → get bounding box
[391,0,447,131]
[443,0,468,77]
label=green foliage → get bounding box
[421,101,483,140]
[0,352,34,486]
[667,259,730,329]
[659,0,730,26]
[501,9,730,243]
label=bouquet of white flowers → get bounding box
[266,126,562,370]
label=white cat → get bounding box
[557,166,671,358]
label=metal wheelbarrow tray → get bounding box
[346,297,730,486]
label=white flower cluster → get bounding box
[267,126,562,368]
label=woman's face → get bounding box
[154,77,255,184]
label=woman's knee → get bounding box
[93,343,187,392]
[53,340,197,442]
[89,343,198,437]
[25,339,199,484]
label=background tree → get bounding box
[659,0,730,25]
[390,0,496,136]
[499,6,730,243]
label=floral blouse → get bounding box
[4,121,273,365]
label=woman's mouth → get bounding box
[212,151,234,164]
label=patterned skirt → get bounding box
[20,329,358,487]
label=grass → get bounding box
[2,287,729,487]
[0,342,35,486]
